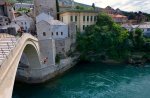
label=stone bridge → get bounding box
[0,33,76,98]
[0,33,42,98]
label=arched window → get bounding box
[43,32,46,36]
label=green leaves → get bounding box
[77,13,130,61]
[4,0,17,3]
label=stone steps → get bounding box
[0,34,18,64]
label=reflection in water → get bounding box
[13,63,150,98]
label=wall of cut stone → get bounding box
[34,0,57,19]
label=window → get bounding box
[52,32,53,36]
[56,32,58,35]
[83,25,85,30]
[94,16,96,21]
[61,32,63,35]
[25,22,27,25]
[75,16,77,21]
[5,19,7,21]
[43,32,46,36]
[91,16,93,21]
[70,16,73,21]
[21,22,23,25]
[87,16,89,21]
[83,16,85,21]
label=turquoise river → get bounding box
[12,63,150,98]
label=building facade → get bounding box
[0,15,10,26]
[36,13,71,56]
[12,14,34,32]
[60,10,99,32]
[122,22,150,37]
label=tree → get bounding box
[96,13,114,27]
[4,0,16,3]
[75,5,85,10]
[77,13,130,61]
[133,28,145,50]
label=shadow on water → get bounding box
[12,62,150,98]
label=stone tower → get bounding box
[34,0,57,19]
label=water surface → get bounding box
[13,63,150,98]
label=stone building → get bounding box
[36,12,54,23]
[122,22,150,37]
[59,10,99,32]
[34,0,57,19]
[0,15,10,26]
[36,13,71,57]
[12,14,34,32]
[0,23,20,35]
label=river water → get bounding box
[12,63,150,98]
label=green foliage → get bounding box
[4,0,17,3]
[96,13,113,27]
[77,13,130,61]
[75,5,85,10]
[17,8,30,13]
[16,0,32,3]
[75,5,94,11]
[129,28,145,51]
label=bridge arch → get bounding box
[0,34,41,98]
[22,43,41,69]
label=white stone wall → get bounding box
[55,38,71,55]
[36,21,50,40]
[36,20,68,40]
[39,39,56,67]
[36,13,54,23]
[0,16,10,26]
[50,25,68,39]
[12,15,34,32]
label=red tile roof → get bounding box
[109,14,127,18]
